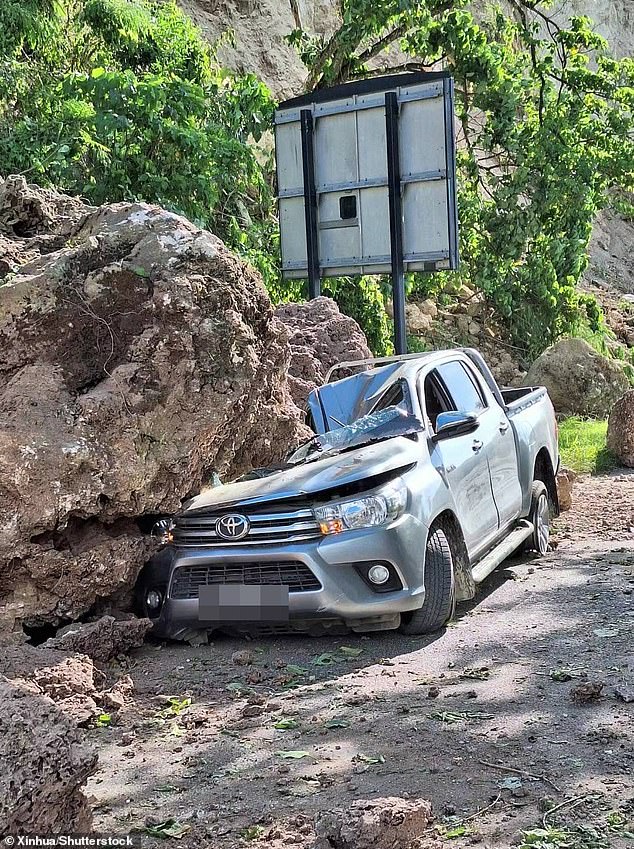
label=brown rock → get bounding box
[0,676,97,834]
[31,654,96,700]
[312,796,434,849]
[607,390,634,467]
[232,649,255,666]
[418,299,438,318]
[556,467,577,512]
[570,681,604,704]
[275,297,371,407]
[524,338,629,417]
[25,653,103,725]
[99,675,134,712]
[0,181,309,635]
[406,303,433,334]
[43,616,152,662]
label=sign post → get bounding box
[274,71,459,353]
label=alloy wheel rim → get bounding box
[536,493,550,554]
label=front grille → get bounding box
[170,561,322,599]
[173,507,322,547]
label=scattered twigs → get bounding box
[463,792,503,823]
[477,759,561,793]
[542,793,600,828]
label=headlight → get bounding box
[151,518,175,545]
[314,481,407,535]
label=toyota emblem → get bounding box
[216,514,250,540]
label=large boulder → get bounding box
[275,297,372,406]
[607,390,634,467]
[524,338,630,417]
[0,178,309,636]
[0,676,98,834]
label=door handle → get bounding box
[472,439,483,452]
[499,421,509,434]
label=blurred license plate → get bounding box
[199,584,289,622]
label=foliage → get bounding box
[0,0,275,276]
[558,417,616,474]
[322,276,393,354]
[288,0,634,357]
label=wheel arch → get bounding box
[533,447,559,516]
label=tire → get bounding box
[399,526,456,635]
[527,480,550,554]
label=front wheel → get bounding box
[399,526,455,635]
[528,480,550,554]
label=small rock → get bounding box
[406,304,433,334]
[570,681,604,704]
[99,675,134,712]
[313,796,433,849]
[614,684,634,703]
[242,705,264,718]
[556,467,576,512]
[231,650,254,666]
[419,299,438,318]
[427,686,440,699]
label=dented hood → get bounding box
[182,436,420,514]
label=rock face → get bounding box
[523,338,630,417]
[0,177,309,635]
[312,796,435,849]
[178,0,338,97]
[275,297,372,407]
[607,390,634,467]
[0,676,98,834]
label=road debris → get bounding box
[312,796,434,849]
[569,681,604,704]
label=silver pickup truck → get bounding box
[138,348,559,639]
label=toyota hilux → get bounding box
[137,348,559,638]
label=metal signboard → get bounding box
[274,71,459,353]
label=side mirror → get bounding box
[433,411,479,441]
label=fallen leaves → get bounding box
[274,718,300,730]
[311,646,364,666]
[142,819,191,839]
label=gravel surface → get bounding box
[89,470,634,848]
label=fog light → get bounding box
[367,564,390,585]
[146,589,163,610]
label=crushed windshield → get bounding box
[287,406,423,465]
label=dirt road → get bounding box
[89,471,634,848]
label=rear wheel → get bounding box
[399,526,455,635]
[528,480,550,554]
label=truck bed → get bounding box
[501,385,548,416]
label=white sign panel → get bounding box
[274,72,459,279]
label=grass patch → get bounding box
[558,417,616,474]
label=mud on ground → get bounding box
[89,470,634,848]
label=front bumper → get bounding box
[147,514,427,638]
